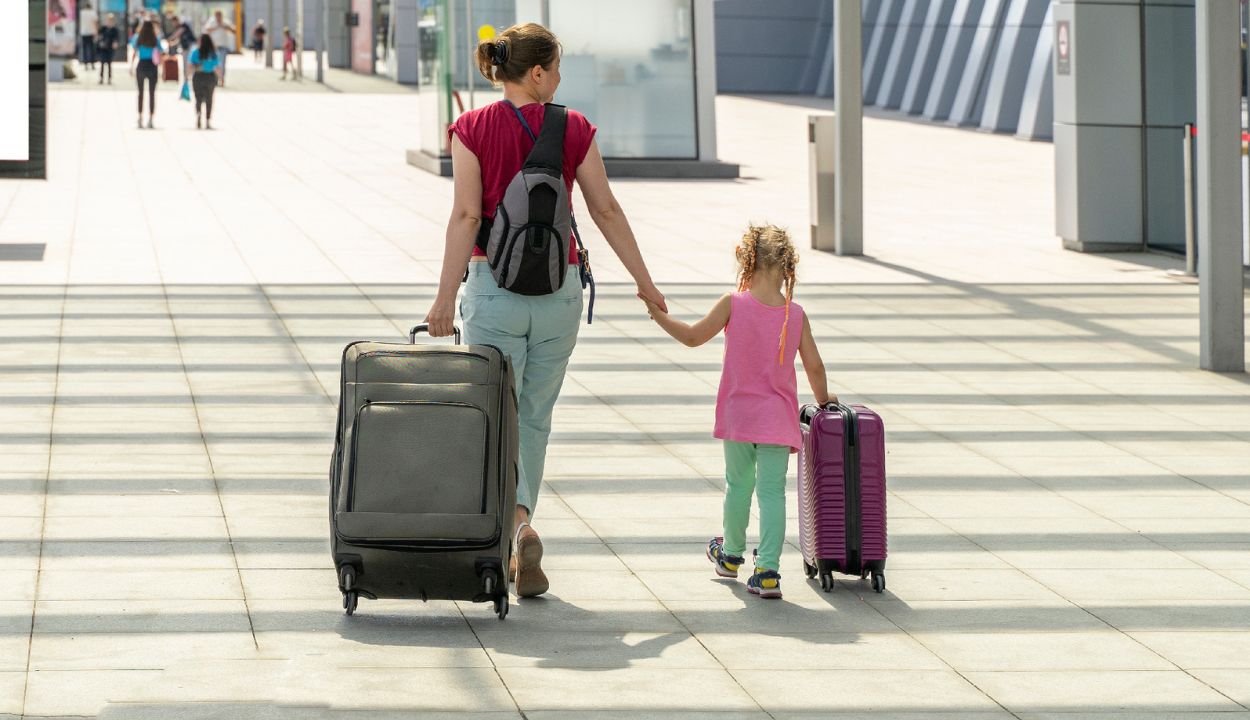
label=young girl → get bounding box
[643,225,834,599]
[280,27,297,80]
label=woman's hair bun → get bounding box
[491,40,509,66]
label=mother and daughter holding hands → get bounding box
[424,23,836,601]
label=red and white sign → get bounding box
[1056,21,1071,75]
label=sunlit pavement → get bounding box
[0,59,1248,719]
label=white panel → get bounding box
[0,3,29,161]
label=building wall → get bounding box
[714,0,1055,141]
[713,0,832,94]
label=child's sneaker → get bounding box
[707,537,744,578]
[747,567,783,598]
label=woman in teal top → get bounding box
[128,20,166,128]
[189,34,221,129]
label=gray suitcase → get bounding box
[330,324,518,619]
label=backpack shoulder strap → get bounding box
[523,103,567,175]
[502,99,537,142]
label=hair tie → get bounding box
[492,40,509,66]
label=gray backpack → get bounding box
[476,102,595,320]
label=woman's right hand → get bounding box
[424,294,457,338]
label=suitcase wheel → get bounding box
[494,593,509,620]
[340,566,360,616]
[803,562,817,580]
[819,572,833,593]
[871,571,885,594]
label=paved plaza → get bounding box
[0,58,1249,718]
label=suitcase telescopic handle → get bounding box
[410,324,462,344]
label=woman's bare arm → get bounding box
[424,135,482,337]
[575,139,666,312]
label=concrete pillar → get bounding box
[1195,0,1246,371]
[266,0,274,66]
[834,0,863,256]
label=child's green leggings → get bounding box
[722,440,790,572]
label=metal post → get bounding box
[1196,0,1246,372]
[317,0,326,82]
[297,0,305,79]
[1173,123,1198,277]
[833,0,864,256]
[266,0,274,67]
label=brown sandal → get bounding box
[513,522,549,598]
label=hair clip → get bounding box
[492,40,509,66]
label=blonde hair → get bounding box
[475,23,560,87]
[735,224,799,365]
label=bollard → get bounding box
[809,114,837,251]
[1183,123,1197,276]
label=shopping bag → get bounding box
[180,80,191,101]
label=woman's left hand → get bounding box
[636,282,667,314]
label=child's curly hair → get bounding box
[735,224,798,365]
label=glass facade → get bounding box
[417,0,699,161]
[549,0,696,159]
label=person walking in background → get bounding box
[203,10,235,86]
[189,33,220,130]
[251,20,266,62]
[280,27,297,80]
[642,225,833,600]
[79,2,99,70]
[129,19,165,128]
[96,13,120,84]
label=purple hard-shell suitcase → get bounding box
[797,402,887,593]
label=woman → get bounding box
[251,19,266,62]
[188,33,220,129]
[423,23,666,598]
[96,13,120,84]
[129,19,164,129]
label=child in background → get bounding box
[281,27,297,80]
[642,225,834,599]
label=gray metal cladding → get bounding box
[1015,1,1055,141]
[901,0,960,114]
[875,0,932,109]
[713,0,1068,141]
[923,0,989,120]
[947,0,1012,126]
[979,0,1051,132]
[864,0,907,100]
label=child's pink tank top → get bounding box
[714,291,805,452]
